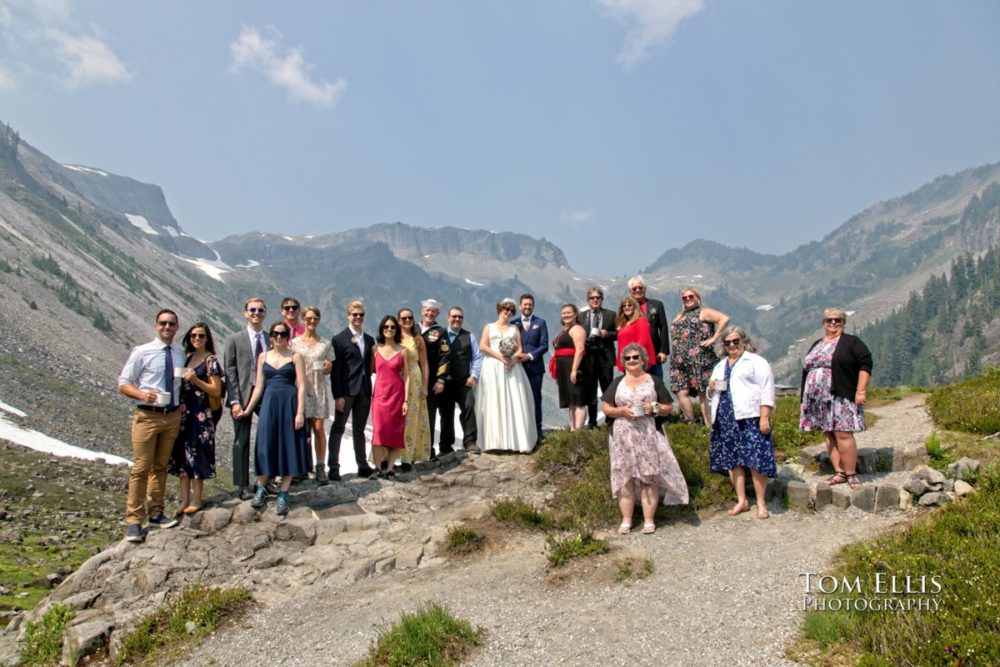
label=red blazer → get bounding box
[616,317,656,371]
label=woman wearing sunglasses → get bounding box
[708,327,777,519]
[168,322,223,514]
[397,308,431,467]
[799,308,872,490]
[614,296,656,372]
[290,306,336,485]
[370,315,409,478]
[601,343,688,535]
[670,287,729,425]
[240,321,308,515]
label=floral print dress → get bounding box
[799,338,865,433]
[169,355,220,479]
[608,378,689,505]
[709,359,777,477]
[401,336,431,462]
[669,307,718,394]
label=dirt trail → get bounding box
[181,397,931,666]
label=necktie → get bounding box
[164,345,175,410]
[253,333,264,376]
[523,318,530,329]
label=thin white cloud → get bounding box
[230,26,347,109]
[0,64,13,91]
[599,0,704,68]
[47,28,130,88]
[560,209,595,225]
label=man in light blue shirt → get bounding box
[436,306,482,455]
[118,309,186,542]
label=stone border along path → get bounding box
[8,396,931,666]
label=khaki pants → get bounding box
[126,409,182,525]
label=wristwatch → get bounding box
[651,403,659,416]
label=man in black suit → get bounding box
[223,297,270,499]
[419,298,450,454]
[628,275,670,379]
[513,293,548,439]
[579,287,618,429]
[437,306,482,454]
[329,299,376,479]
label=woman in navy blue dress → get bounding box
[239,321,308,516]
[707,327,777,519]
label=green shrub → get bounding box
[490,498,554,530]
[928,368,1000,434]
[356,601,481,667]
[115,585,251,665]
[445,526,484,555]
[771,396,826,460]
[802,609,858,648]
[20,603,74,666]
[545,533,609,567]
[801,460,1000,664]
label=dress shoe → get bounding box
[329,470,342,483]
[356,466,376,478]
[238,486,253,501]
[398,462,413,472]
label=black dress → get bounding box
[554,328,595,408]
[254,362,309,477]
[168,355,220,479]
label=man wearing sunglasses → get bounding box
[627,275,670,380]
[578,287,618,429]
[118,309,186,542]
[223,297,271,499]
[330,300,376,479]
[280,297,304,339]
[437,306,482,455]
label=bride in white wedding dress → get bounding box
[475,298,538,453]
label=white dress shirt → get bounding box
[118,339,187,406]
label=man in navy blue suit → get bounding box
[513,293,548,442]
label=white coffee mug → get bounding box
[590,327,600,337]
[631,404,645,417]
[715,379,728,392]
[155,391,171,407]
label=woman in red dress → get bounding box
[615,296,656,372]
[371,315,409,479]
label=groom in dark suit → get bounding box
[329,300,376,480]
[513,293,548,440]
[579,287,618,429]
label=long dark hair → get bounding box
[397,308,417,337]
[377,315,402,344]
[182,322,216,355]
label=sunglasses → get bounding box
[157,320,178,327]
[588,296,603,301]
[189,332,207,340]
[383,325,397,330]
[723,339,742,347]
[248,307,266,314]
[682,295,697,301]
[303,317,320,323]
[623,354,641,361]
[399,315,413,321]
[630,286,645,291]
[271,331,290,339]
[283,305,300,312]
[350,313,366,318]
[824,318,843,324]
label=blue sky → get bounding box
[1,1,998,275]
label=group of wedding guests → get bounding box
[117,280,871,542]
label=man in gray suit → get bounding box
[224,297,269,499]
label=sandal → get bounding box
[642,523,656,535]
[847,474,862,489]
[182,505,203,514]
[826,471,849,486]
[618,522,632,535]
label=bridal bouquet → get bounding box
[499,338,517,362]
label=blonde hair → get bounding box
[345,300,365,315]
[718,326,757,353]
[823,307,847,323]
[302,306,321,319]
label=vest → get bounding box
[448,330,473,380]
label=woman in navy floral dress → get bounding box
[169,322,223,514]
[708,327,776,519]
[799,308,872,489]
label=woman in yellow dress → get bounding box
[398,308,431,467]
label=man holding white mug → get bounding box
[118,309,186,543]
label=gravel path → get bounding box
[180,397,930,666]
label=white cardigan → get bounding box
[709,352,776,424]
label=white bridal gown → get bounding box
[476,324,538,452]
